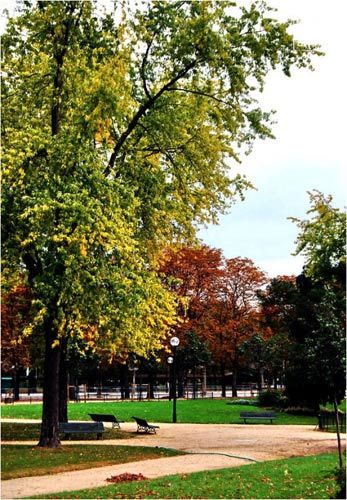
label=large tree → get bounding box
[160,244,224,333]
[258,193,345,411]
[2,0,319,446]
[290,193,346,413]
[206,257,267,396]
[161,247,267,396]
[290,190,346,284]
[290,192,346,409]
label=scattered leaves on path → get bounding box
[106,472,147,483]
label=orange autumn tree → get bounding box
[160,245,224,337]
[160,245,222,396]
[161,247,267,396]
[205,258,267,396]
[1,285,33,400]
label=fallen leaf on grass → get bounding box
[106,472,147,483]
[134,490,157,498]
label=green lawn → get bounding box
[0,398,317,425]
[1,444,183,480]
[1,422,133,441]
[34,453,341,499]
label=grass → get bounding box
[0,398,317,425]
[33,453,341,499]
[1,444,183,480]
[1,422,133,441]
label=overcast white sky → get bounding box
[2,1,346,278]
[199,0,347,277]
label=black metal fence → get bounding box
[1,384,260,403]
[318,411,346,433]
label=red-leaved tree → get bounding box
[1,285,32,400]
[203,258,267,396]
[161,247,267,396]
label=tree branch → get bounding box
[140,39,154,100]
[168,87,232,107]
[104,58,200,176]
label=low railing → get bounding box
[318,411,346,433]
[2,384,260,403]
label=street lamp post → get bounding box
[169,336,180,423]
[97,362,102,397]
[167,356,174,401]
[129,366,139,400]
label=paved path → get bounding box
[2,453,250,499]
[1,422,344,499]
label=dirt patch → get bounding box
[57,422,342,461]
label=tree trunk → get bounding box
[231,370,238,398]
[28,369,37,393]
[147,371,156,399]
[149,381,155,399]
[192,366,196,399]
[59,338,68,423]
[220,362,226,398]
[120,364,130,400]
[259,366,265,390]
[177,371,184,398]
[202,365,207,397]
[12,368,20,401]
[38,322,61,448]
[333,395,343,469]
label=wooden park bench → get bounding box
[132,416,159,434]
[240,411,276,424]
[89,413,124,429]
[59,422,105,439]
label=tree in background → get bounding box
[206,258,267,396]
[160,245,222,396]
[160,245,224,333]
[161,247,267,396]
[290,193,346,408]
[239,329,289,392]
[176,331,211,398]
[257,275,297,390]
[290,190,346,284]
[2,0,320,447]
[258,192,345,413]
[291,191,346,467]
[1,286,33,400]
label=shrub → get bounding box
[258,389,287,408]
[227,399,253,406]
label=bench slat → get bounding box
[59,422,105,439]
[89,413,124,428]
[239,411,276,424]
[132,416,159,434]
